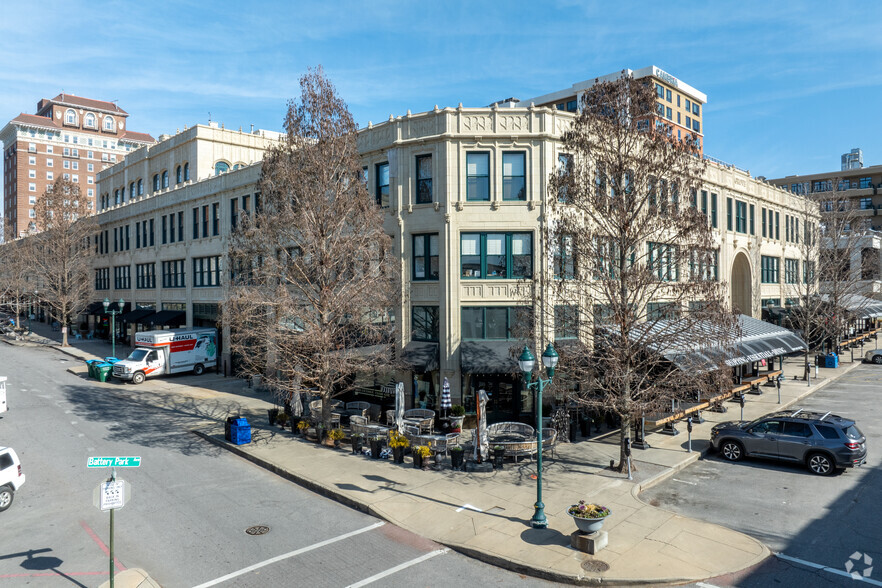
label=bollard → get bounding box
[739,392,745,421]
[625,439,632,480]
[686,417,693,453]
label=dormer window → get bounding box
[65,109,77,125]
[103,116,115,131]
[84,113,96,128]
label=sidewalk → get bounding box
[7,326,868,585]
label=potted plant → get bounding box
[267,408,279,426]
[275,411,289,429]
[388,430,410,464]
[328,427,345,448]
[449,405,466,432]
[296,419,310,436]
[315,423,325,444]
[369,435,384,459]
[492,445,505,469]
[351,433,365,454]
[450,446,465,470]
[412,445,431,469]
[567,501,611,534]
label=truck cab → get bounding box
[114,348,165,384]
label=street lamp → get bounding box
[519,343,559,529]
[27,290,37,335]
[103,297,125,358]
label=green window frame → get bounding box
[735,200,747,233]
[726,197,733,230]
[412,305,439,342]
[415,155,432,204]
[460,306,528,340]
[648,242,679,281]
[775,211,780,240]
[761,207,767,237]
[749,204,755,235]
[466,152,490,201]
[376,162,389,207]
[554,305,578,340]
[711,193,718,228]
[761,256,780,284]
[412,233,439,281]
[460,232,532,279]
[502,152,526,201]
[785,258,799,284]
[553,234,575,279]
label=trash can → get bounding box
[104,357,120,364]
[230,417,251,445]
[96,363,113,383]
[224,416,238,442]
[86,360,101,379]
[824,353,839,369]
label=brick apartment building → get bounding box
[1,94,154,240]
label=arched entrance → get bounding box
[730,252,752,316]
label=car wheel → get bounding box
[193,364,204,376]
[807,452,834,476]
[720,440,744,462]
[132,372,145,385]
[0,486,13,512]
[873,355,882,365]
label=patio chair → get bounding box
[403,408,435,434]
[349,415,368,438]
[540,428,558,461]
[345,401,371,420]
[74,331,82,340]
[86,330,94,340]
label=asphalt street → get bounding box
[0,342,555,587]
[643,363,882,588]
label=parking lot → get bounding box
[643,363,882,587]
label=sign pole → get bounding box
[109,467,116,588]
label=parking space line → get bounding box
[345,549,449,588]
[776,553,882,586]
[192,522,385,588]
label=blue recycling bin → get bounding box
[230,417,251,445]
[824,353,839,369]
[104,357,120,364]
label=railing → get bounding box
[703,155,749,175]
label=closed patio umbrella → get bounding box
[394,382,405,431]
[291,391,303,418]
[440,377,451,417]
[474,388,489,463]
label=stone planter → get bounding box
[568,510,610,534]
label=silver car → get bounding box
[710,409,867,476]
[865,349,882,364]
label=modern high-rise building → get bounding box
[509,66,706,154]
[842,148,863,171]
[1,94,154,239]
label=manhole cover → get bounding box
[581,560,610,572]
[245,525,270,536]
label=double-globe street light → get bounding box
[103,297,125,358]
[518,343,559,529]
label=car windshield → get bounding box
[845,425,863,440]
[126,349,149,362]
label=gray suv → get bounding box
[710,409,867,476]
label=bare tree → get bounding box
[542,74,735,471]
[0,227,35,333]
[224,67,399,429]
[23,178,97,346]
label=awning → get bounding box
[460,340,522,374]
[118,308,156,323]
[84,301,105,314]
[663,315,807,371]
[400,341,439,372]
[327,343,389,359]
[146,310,186,327]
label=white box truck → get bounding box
[112,328,218,384]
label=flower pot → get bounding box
[267,409,279,426]
[449,416,465,432]
[352,437,364,454]
[369,439,383,459]
[569,512,608,534]
[315,428,325,444]
[334,439,341,448]
[413,453,423,469]
[392,446,405,464]
[451,450,464,470]
[291,420,300,434]
[492,447,505,469]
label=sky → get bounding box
[2,0,881,184]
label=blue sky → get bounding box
[2,1,881,181]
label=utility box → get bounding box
[824,353,839,369]
[230,418,251,445]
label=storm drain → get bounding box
[245,525,270,536]
[581,560,610,573]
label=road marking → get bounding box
[776,553,882,586]
[79,520,126,571]
[192,522,385,588]
[696,582,721,588]
[345,549,449,587]
[455,504,483,512]
[672,478,697,485]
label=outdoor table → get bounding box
[363,424,390,438]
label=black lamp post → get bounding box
[103,297,125,358]
[519,343,559,529]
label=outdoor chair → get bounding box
[86,330,94,340]
[74,332,82,340]
[349,415,368,438]
[308,399,341,427]
[403,408,435,434]
[344,401,371,420]
[539,428,558,461]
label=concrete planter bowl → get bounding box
[567,502,611,534]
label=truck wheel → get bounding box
[132,372,146,385]
[193,364,205,376]
[0,486,13,512]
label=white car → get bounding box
[865,349,882,365]
[0,447,25,512]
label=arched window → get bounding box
[137,178,143,195]
[161,170,169,188]
[152,174,159,191]
[129,182,135,197]
[84,113,96,128]
[121,187,125,201]
[232,163,242,170]
[103,116,115,131]
[214,161,230,175]
[183,162,190,181]
[176,165,182,184]
[114,189,119,205]
[65,109,77,125]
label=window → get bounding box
[161,215,168,244]
[692,119,700,132]
[804,260,815,284]
[735,200,747,233]
[28,156,35,165]
[555,305,578,340]
[461,232,532,279]
[860,197,873,210]
[95,268,110,290]
[502,152,526,201]
[466,153,490,201]
[710,193,718,228]
[749,204,755,235]
[169,213,176,243]
[161,170,169,189]
[412,306,439,341]
[860,177,872,189]
[28,182,36,192]
[212,202,219,236]
[726,197,732,230]
[230,197,238,230]
[183,162,190,181]
[46,158,53,167]
[84,113,96,128]
[202,205,209,238]
[761,256,780,283]
[761,208,767,237]
[665,89,672,102]
[46,172,53,180]
[647,302,679,321]
[692,103,700,116]
[461,307,529,340]
[137,178,143,195]
[557,154,573,203]
[413,234,439,280]
[215,161,229,175]
[193,208,199,239]
[113,265,131,290]
[65,109,77,125]
[553,234,575,279]
[648,242,679,281]
[375,162,389,207]
[775,211,780,239]
[785,258,799,284]
[814,425,841,440]
[161,260,186,288]
[28,169,35,178]
[136,263,156,289]
[689,249,718,282]
[656,84,664,98]
[176,165,182,184]
[103,116,115,131]
[125,224,130,250]
[415,155,432,204]
[149,219,154,246]
[566,99,577,112]
[63,160,70,169]
[177,211,183,242]
[193,256,221,287]
[153,174,159,191]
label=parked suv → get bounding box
[0,447,25,512]
[710,409,867,476]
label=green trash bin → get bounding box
[97,363,113,383]
[86,360,100,379]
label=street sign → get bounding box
[94,479,130,511]
[87,456,141,468]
